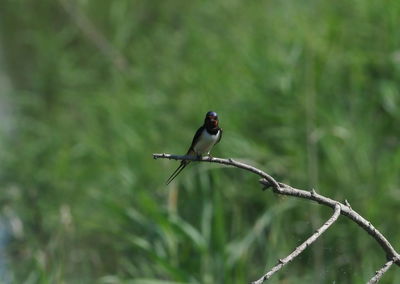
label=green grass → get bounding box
[0,0,399,283]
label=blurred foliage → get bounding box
[0,0,400,283]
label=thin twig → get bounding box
[153,153,281,191]
[367,257,398,284]
[251,204,341,284]
[153,153,400,280]
[58,0,129,71]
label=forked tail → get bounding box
[166,161,190,185]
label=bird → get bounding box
[166,111,223,185]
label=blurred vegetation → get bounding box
[0,0,400,283]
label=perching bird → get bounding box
[166,111,223,185]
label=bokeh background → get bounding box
[0,0,399,283]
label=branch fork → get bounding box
[153,153,400,283]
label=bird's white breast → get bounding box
[193,129,220,155]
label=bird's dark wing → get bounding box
[187,126,204,154]
[216,128,223,144]
[166,126,204,185]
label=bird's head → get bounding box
[204,111,219,129]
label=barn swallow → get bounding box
[166,111,223,185]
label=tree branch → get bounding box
[153,153,400,282]
[367,257,398,284]
[258,179,400,267]
[251,204,341,284]
[153,153,281,191]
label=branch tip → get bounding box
[251,204,341,283]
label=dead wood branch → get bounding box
[367,257,398,284]
[252,204,341,284]
[153,153,400,282]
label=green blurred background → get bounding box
[0,0,399,283]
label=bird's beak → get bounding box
[206,115,218,127]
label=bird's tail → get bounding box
[166,160,190,185]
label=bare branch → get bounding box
[153,153,400,282]
[153,153,281,191]
[251,204,341,284]
[258,179,400,268]
[367,257,398,284]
